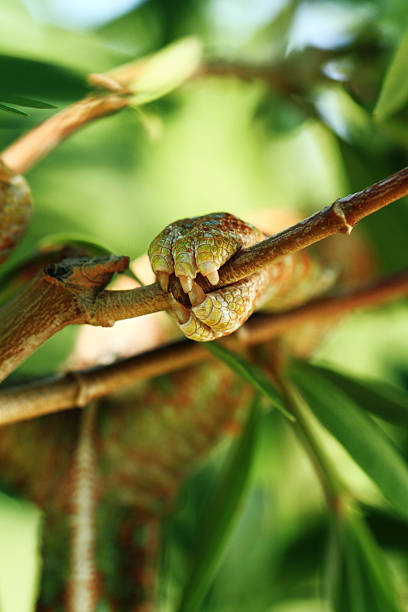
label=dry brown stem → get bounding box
[1,166,407,382]
[1,268,407,426]
[216,166,408,286]
[100,166,408,307]
[0,256,129,382]
[1,57,408,413]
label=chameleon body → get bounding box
[0,164,374,609]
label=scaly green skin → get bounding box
[148,212,264,291]
[148,213,336,341]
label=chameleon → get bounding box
[0,161,374,610]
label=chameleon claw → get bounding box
[188,282,206,306]
[198,261,219,285]
[206,269,219,285]
[179,274,193,293]
[156,270,170,292]
[168,294,190,324]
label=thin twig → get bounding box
[1,268,407,426]
[216,166,408,286]
[88,165,408,309]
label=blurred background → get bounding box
[0,0,408,610]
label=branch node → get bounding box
[332,200,353,235]
[87,73,130,94]
[68,371,91,408]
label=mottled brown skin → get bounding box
[0,361,252,609]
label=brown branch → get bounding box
[1,268,407,426]
[197,61,300,95]
[94,165,408,307]
[1,166,408,382]
[216,166,408,286]
[45,164,408,306]
[0,256,130,382]
[0,49,364,176]
[197,48,344,95]
[1,49,408,390]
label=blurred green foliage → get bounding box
[1,0,408,610]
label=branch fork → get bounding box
[1,54,408,420]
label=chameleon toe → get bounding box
[156,270,170,292]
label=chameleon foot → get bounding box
[148,213,267,340]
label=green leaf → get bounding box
[38,233,114,257]
[0,95,56,109]
[206,342,293,420]
[327,513,399,612]
[129,36,202,106]
[177,394,261,612]
[374,29,408,120]
[0,55,86,103]
[290,361,408,519]
[307,363,408,427]
[0,103,28,116]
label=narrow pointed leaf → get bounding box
[290,361,408,519]
[0,103,28,116]
[39,233,113,256]
[350,513,398,608]
[327,514,399,612]
[306,363,408,427]
[0,95,56,109]
[206,341,292,420]
[374,29,408,120]
[177,394,261,612]
[0,55,86,103]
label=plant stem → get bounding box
[274,367,347,515]
[1,267,407,424]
